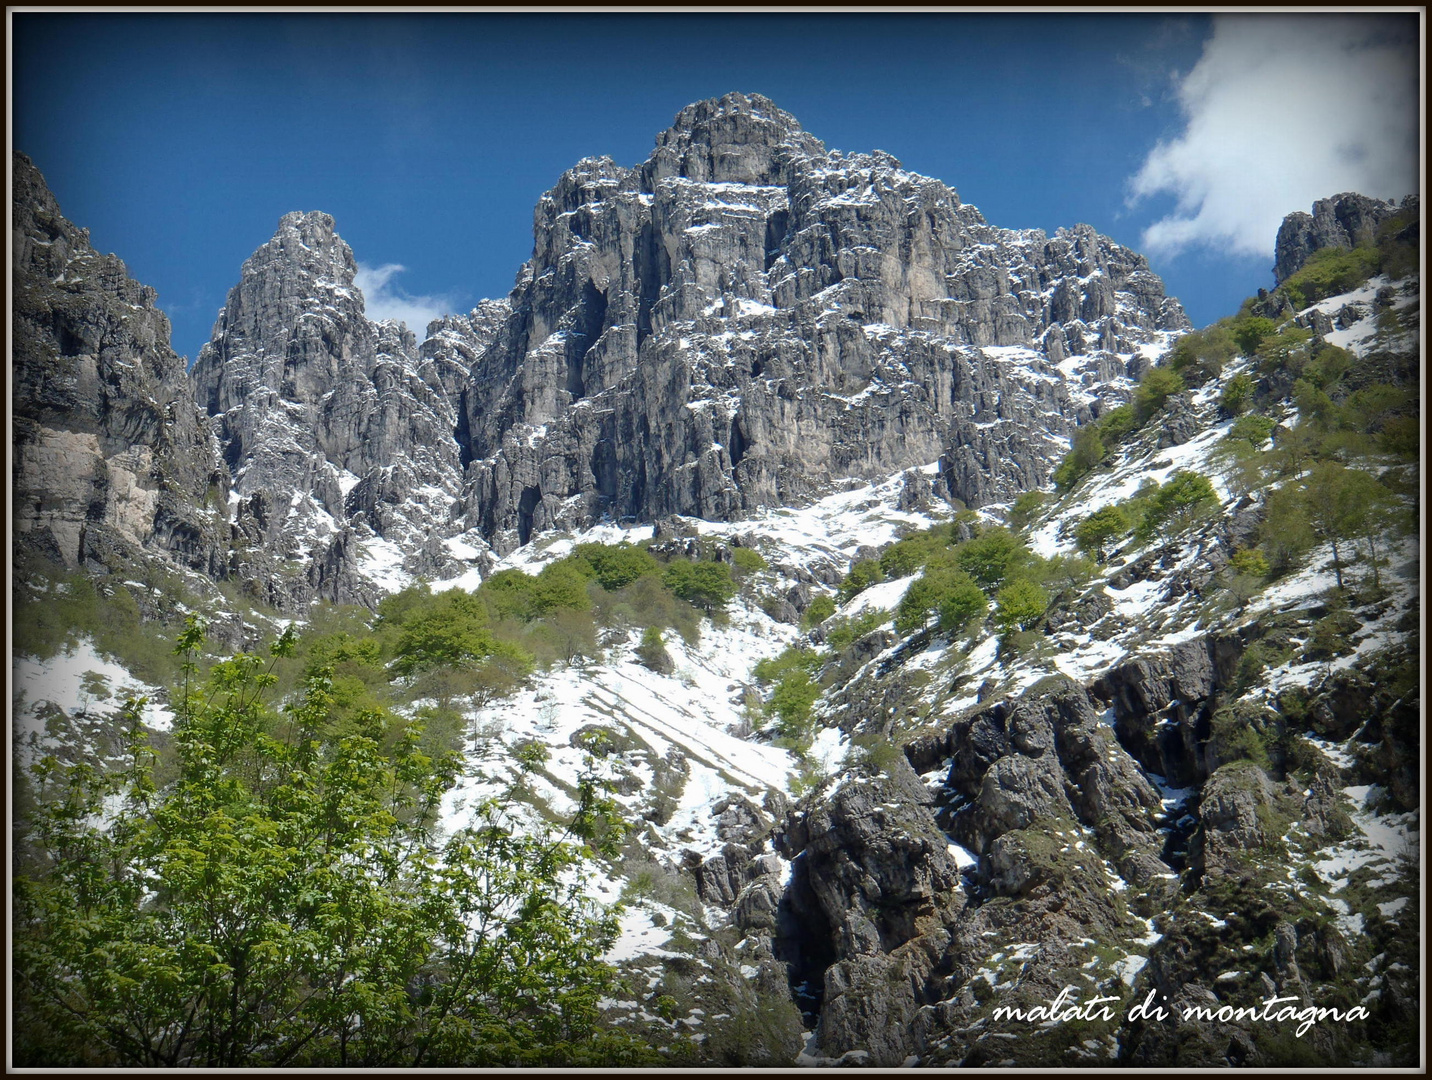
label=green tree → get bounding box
[662,560,737,614]
[13,618,643,1068]
[570,543,658,591]
[1073,504,1132,563]
[837,558,883,602]
[954,527,1026,591]
[634,626,674,674]
[801,594,837,628]
[895,566,986,635]
[530,562,594,616]
[1219,372,1255,416]
[1006,490,1049,531]
[1232,316,1277,357]
[993,579,1048,636]
[1259,484,1317,575]
[1133,366,1185,422]
[1227,414,1276,449]
[1053,424,1106,491]
[731,547,768,577]
[1137,470,1220,541]
[1303,461,1398,590]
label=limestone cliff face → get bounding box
[190,212,475,606]
[11,151,228,578]
[448,93,1189,553]
[1272,191,1412,284]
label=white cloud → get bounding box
[1129,14,1419,260]
[354,261,454,334]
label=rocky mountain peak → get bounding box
[644,91,826,187]
[1272,191,1407,284]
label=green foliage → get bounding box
[12,564,188,688]
[954,526,1026,591]
[1230,549,1270,578]
[13,619,643,1067]
[474,568,539,622]
[1301,460,1401,590]
[837,558,884,602]
[1170,322,1237,385]
[531,562,594,616]
[753,646,824,747]
[1254,325,1314,376]
[1259,484,1318,575]
[569,542,659,591]
[730,547,768,576]
[1304,343,1352,390]
[662,560,736,614]
[1377,415,1420,458]
[390,590,498,677]
[1051,403,1140,491]
[1073,504,1132,562]
[752,645,822,687]
[800,594,837,629]
[1135,470,1219,542]
[1052,423,1106,492]
[826,608,890,651]
[1232,316,1277,357]
[634,626,673,673]
[1133,365,1185,422]
[879,536,936,579]
[1006,490,1049,531]
[993,579,1048,635]
[847,731,906,776]
[895,566,986,636]
[1219,372,1255,415]
[1280,244,1380,308]
[1227,414,1276,448]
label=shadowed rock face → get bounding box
[11,151,229,579]
[443,91,1189,553]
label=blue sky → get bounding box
[13,12,1420,363]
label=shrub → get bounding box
[954,527,1026,591]
[1073,504,1132,562]
[530,561,593,615]
[731,547,768,577]
[1136,470,1220,541]
[570,542,659,591]
[993,579,1049,635]
[837,558,883,602]
[1169,322,1237,385]
[1303,344,1352,390]
[1254,326,1313,376]
[663,560,736,614]
[634,626,674,674]
[801,594,837,628]
[895,566,986,635]
[1232,316,1277,357]
[1220,372,1255,415]
[1052,424,1106,492]
[1281,244,1380,307]
[1227,414,1276,448]
[1006,490,1048,531]
[826,609,890,651]
[1133,366,1185,422]
[879,534,943,579]
[1230,549,1270,578]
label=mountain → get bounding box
[10,94,1421,1069]
[28,91,1189,609]
[12,152,229,585]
